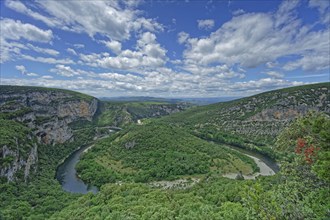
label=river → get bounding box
[221,143,279,179]
[56,137,279,194]
[55,144,98,194]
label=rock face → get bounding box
[124,140,136,149]
[0,143,38,182]
[0,86,99,181]
[226,86,330,139]
[0,89,98,144]
[193,83,330,140]
[146,104,187,117]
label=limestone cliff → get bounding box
[169,83,329,141]
[0,86,99,181]
[0,142,38,182]
[223,84,330,139]
[0,86,98,144]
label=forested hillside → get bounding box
[52,112,330,219]
[0,85,98,182]
[2,0,329,218]
[0,83,329,219]
[160,83,329,158]
[96,101,190,128]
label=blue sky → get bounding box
[0,0,329,97]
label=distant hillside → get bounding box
[178,97,241,105]
[160,83,329,156]
[100,96,240,105]
[96,101,191,127]
[99,96,182,103]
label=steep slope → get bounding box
[160,83,329,155]
[0,85,98,144]
[1,84,329,219]
[0,119,37,181]
[0,85,99,181]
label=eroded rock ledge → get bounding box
[0,87,98,181]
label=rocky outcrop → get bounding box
[232,86,330,139]
[248,89,329,121]
[148,104,186,117]
[124,140,136,149]
[0,141,37,182]
[24,143,38,179]
[0,89,98,145]
[195,83,330,140]
[0,86,99,181]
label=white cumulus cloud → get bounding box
[0,18,53,62]
[50,65,80,77]
[181,0,330,72]
[80,32,167,70]
[67,48,77,56]
[265,71,284,78]
[21,55,74,65]
[0,18,53,42]
[197,19,215,30]
[6,0,163,42]
[178,32,190,44]
[102,40,122,54]
[15,65,38,76]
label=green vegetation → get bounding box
[48,112,330,219]
[49,177,251,220]
[0,118,36,165]
[0,116,99,219]
[0,119,32,148]
[96,101,190,127]
[191,124,277,159]
[96,102,133,127]
[0,83,329,219]
[159,82,329,158]
[0,142,79,219]
[0,107,33,120]
[77,122,257,187]
[276,112,330,182]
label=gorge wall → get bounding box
[0,86,98,181]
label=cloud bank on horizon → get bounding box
[0,0,329,97]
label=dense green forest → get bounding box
[1,112,329,219]
[76,122,258,187]
[1,0,330,216]
[0,84,329,219]
[1,112,326,219]
[159,83,330,159]
[55,112,330,219]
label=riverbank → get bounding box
[55,131,114,194]
[220,143,279,179]
[56,143,98,194]
[56,131,279,194]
